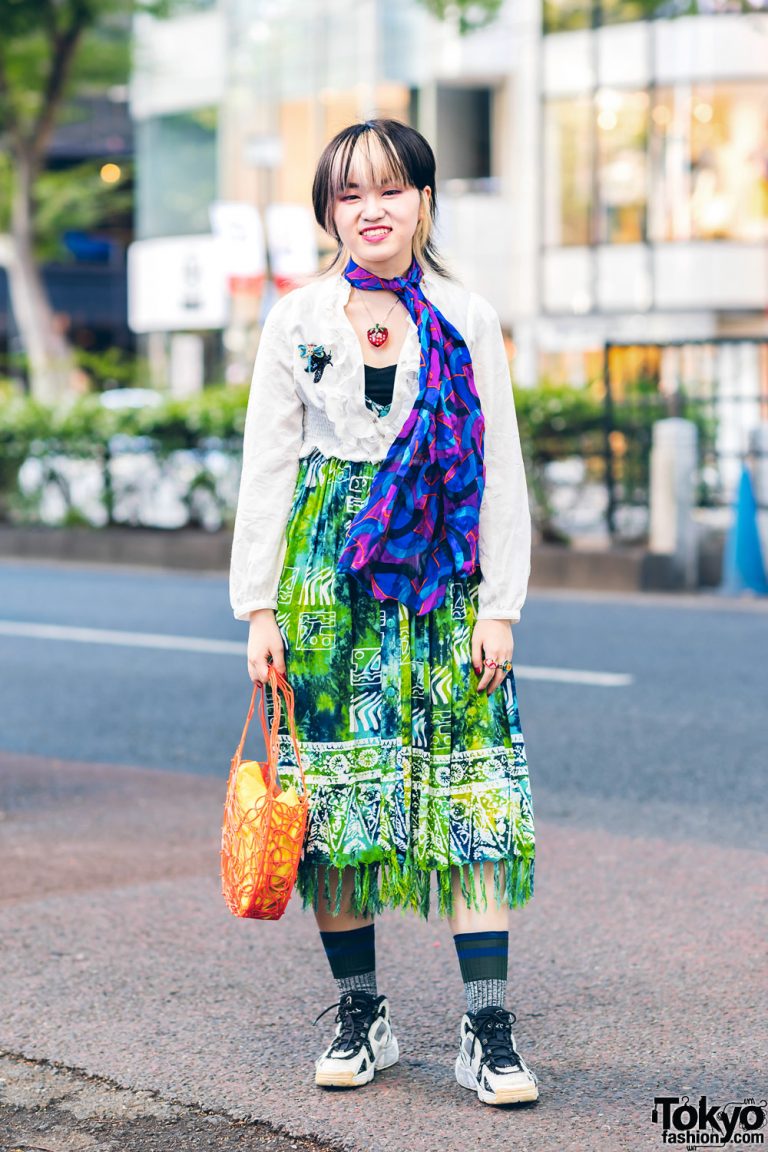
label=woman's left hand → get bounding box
[471,619,514,696]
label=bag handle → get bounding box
[234,666,307,796]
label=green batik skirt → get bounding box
[269,414,535,922]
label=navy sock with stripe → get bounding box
[319,923,377,997]
[453,930,509,1014]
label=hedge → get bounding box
[0,379,606,535]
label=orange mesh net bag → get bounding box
[220,666,309,920]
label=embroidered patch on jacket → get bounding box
[298,342,333,383]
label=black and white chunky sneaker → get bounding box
[313,990,399,1088]
[455,1006,539,1106]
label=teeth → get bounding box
[364,229,390,236]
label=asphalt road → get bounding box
[0,558,765,849]
[0,560,766,1152]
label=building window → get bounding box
[135,109,218,241]
[544,82,767,247]
[436,86,492,182]
[543,0,591,32]
[600,0,656,23]
[544,98,593,245]
[544,0,767,33]
[596,89,649,244]
[544,91,648,246]
[650,83,768,242]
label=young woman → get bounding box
[229,119,537,1108]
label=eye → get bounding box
[383,189,401,196]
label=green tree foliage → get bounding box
[0,2,143,179]
[0,153,133,260]
[0,0,166,401]
[414,0,504,34]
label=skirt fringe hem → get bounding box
[294,850,535,921]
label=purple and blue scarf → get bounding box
[337,256,485,616]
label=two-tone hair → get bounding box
[311,118,452,279]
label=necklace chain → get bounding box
[355,289,400,328]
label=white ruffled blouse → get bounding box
[229,269,532,624]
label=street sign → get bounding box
[265,203,318,290]
[209,201,267,285]
[128,235,229,333]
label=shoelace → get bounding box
[473,1008,523,1072]
[313,991,378,1055]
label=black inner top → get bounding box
[364,363,397,408]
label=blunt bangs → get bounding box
[330,131,411,200]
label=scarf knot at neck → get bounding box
[345,259,424,298]
[338,255,485,616]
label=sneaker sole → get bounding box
[455,1055,539,1105]
[315,1035,400,1088]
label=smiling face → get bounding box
[333,175,428,279]
[326,130,432,279]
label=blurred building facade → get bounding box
[129,0,768,394]
[539,2,767,381]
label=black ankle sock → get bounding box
[319,923,377,997]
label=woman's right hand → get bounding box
[247,609,286,684]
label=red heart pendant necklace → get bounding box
[358,292,400,348]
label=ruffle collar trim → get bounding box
[309,273,422,455]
